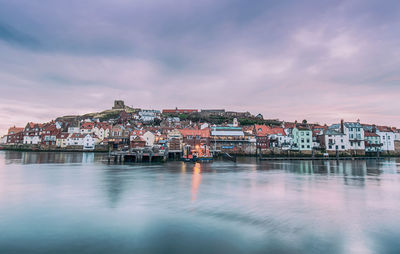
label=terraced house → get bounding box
[292,125,312,151]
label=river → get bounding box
[0,151,399,254]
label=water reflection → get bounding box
[191,163,202,201]
[1,151,400,254]
[1,150,104,165]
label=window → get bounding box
[341,145,345,149]
[341,139,343,143]
[306,132,310,136]
[329,145,332,149]
[301,145,304,148]
[306,139,310,143]
[196,135,201,139]
[187,135,193,139]
[307,145,310,148]
[335,145,338,150]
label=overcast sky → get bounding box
[1,0,400,134]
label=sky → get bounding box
[1,0,400,135]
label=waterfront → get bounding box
[0,151,400,253]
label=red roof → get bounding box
[254,125,286,136]
[179,128,210,138]
[283,122,296,129]
[81,122,94,130]
[365,131,379,137]
[377,126,393,132]
[8,126,24,134]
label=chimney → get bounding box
[340,119,344,134]
[372,124,376,133]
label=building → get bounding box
[292,126,312,151]
[56,132,70,148]
[167,129,183,151]
[210,126,255,154]
[162,108,198,114]
[80,122,95,134]
[376,126,395,151]
[112,100,125,110]
[200,109,225,116]
[321,129,348,152]
[6,126,24,144]
[330,120,365,153]
[93,122,111,140]
[141,131,156,146]
[364,131,381,153]
[23,122,42,145]
[138,110,161,122]
[82,134,98,150]
[225,111,251,118]
[253,125,270,150]
[179,128,210,148]
[40,124,60,147]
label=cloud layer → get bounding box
[1,0,400,134]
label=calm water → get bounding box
[0,151,400,254]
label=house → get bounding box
[6,126,24,144]
[56,132,70,148]
[292,125,312,151]
[68,125,80,134]
[364,131,381,153]
[0,135,7,144]
[40,124,60,147]
[330,120,365,153]
[138,110,161,122]
[67,133,85,147]
[141,131,156,146]
[167,129,183,151]
[80,122,95,134]
[253,125,269,150]
[179,128,210,148]
[130,136,146,148]
[376,126,395,151]
[268,126,291,148]
[82,134,99,150]
[93,122,111,140]
[321,129,348,152]
[23,122,42,145]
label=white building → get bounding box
[67,133,84,147]
[83,134,99,150]
[0,135,7,144]
[377,126,395,151]
[323,129,349,151]
[141,131,156,146]
[56,133,70,148]
[68,126,80,134]
[93,124,110,140]
[139,110,160,123]
[330,121,364,151]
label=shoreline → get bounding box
[1,146,399,160]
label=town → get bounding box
[1,100,400,160]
